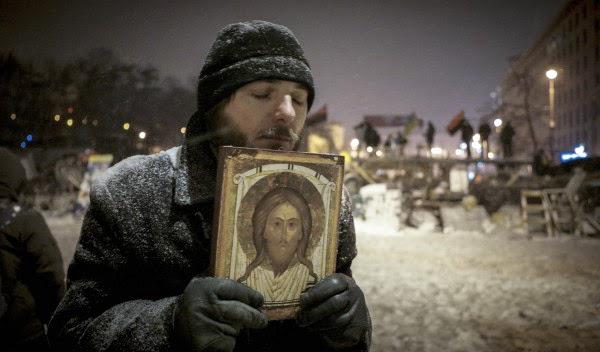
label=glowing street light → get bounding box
[472,133,481,142]
[545,69,558,80]
[123,122,130,130]
[10,113,16,120]
[350,138,359,150]
[493,118,502,127]
[366,146,373,153]
[546,68,558,157]
[54,114,61,122]
[180,127,186,135]
[375,150,383,157]
[66,118,74,127]
[138,131,147,140]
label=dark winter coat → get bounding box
[0,148,65,348]
[48,141,367,351]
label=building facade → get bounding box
[499,0,600,160]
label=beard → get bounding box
[210,110,302,151]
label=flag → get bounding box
[446,110,465,135]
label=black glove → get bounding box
[173,277,268,351]
[297,273,371,350]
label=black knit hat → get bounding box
[186,20,315,138]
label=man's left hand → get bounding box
[297,273,371,350]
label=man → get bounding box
[478,121,491,159]
[424,121,435,156]
[460,120,474,159]
[237,187,318,303]
[0,148,65,352]
[49,20,371,351]
[500,121,515,158]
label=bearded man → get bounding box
[49,20,371,352]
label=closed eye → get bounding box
[252,93,270,100]
[292,97,306,106]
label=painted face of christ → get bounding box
[237,185,318,286]
[263,202,302,276]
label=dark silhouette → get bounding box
[425,121,436,151]
[0,148,65,352]
[460,120,474,158]
[500,121,516,158]
[364,122,381,149]
[478,122,492,158]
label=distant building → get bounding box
[499,0,600,159]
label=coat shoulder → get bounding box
[92,147,179,204]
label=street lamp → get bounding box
[546,68,558,157]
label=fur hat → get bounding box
[187,20,314,138]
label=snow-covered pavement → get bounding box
[47,214,600,351]
[353,219,600,352]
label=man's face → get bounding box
[215,80,309,151]
[263,201,302,269]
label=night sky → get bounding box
[1,0,566,148]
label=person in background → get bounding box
[500,121,515,159]
[0,147,65,352]
[478,121,491,159]
[425,121,436,157]
[460,120,474,159]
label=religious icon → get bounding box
[211,146,344,320]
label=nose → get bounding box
[274,95,295,125]
[279,224,290,243]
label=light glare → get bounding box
[545,69,558,80]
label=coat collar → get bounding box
[172,140,219,206]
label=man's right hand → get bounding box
[173,277,268,351]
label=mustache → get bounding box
[257,126,300,143]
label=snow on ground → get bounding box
[353,217,600,352]
[45,212,600,351]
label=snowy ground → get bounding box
[46,213,600,352]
